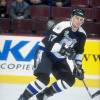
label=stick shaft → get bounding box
[82,80,92,98]
[74,65,100,98]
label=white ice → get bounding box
[0,83,99,100]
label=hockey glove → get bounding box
[73,65,84,80]
[59,43,75,58]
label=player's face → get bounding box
[71,15,85,29]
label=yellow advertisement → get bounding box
[74,39,100,88]
[82,39,100,75]
[0,36,99,88]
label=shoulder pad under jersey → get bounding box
[53,21,70,34]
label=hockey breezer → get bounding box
[82,80,100,99]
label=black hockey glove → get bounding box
[73,65,84,80]
[59,43,75,58]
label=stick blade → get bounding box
[92,90,100,98]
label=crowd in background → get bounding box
[0,0,100,38]
[0,0,71,33]
[22,0,71,7]
[0,0,8,18]
[0,0,71,19]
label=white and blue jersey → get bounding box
[36,21,86,62]
[26,21,87,96]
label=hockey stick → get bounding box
[82,80,100,99]
[73,64,100,99]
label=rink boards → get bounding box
[0,35,100,88]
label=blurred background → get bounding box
[0,0,100,100]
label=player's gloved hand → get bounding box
[73,64,84,80]
[59,43,75,57]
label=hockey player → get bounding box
[18,8,86,100]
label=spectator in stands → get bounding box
[44,0,71,7]
[9,0,31,32]
[53,0,71,7]
[0,0,8,18]
[25,0,44,5]
[9,0,31,20]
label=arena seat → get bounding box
[11,19,34,34]
[30,6,50,18]
[83,21,100,38]
[82,7,94,21]
[35,17,48,35]
[71,0,90,7]
[52,7,94,22]
[0,18,9,33]
[52,7,72,21]
[93,0,100,8]
[94,8,100,22]
[88,0,94,7]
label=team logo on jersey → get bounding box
[61,31,77,48]
[64,31,69,37]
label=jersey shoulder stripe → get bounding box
[53,21,70,34]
